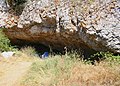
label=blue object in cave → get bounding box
[42,52,49,59]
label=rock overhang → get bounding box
[1,0,120,54]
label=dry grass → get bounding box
[0,47,40,86]
[57,63,120,86]
[0,56,32,86]
[0,47,39,79]
[20,55,120,86]
[0,47,120,86]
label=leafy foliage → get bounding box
[91,52,113,60]
[0,29,14,51]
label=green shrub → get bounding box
[90,52,112,60]
[91,51,120,65]
[0,29,14,51]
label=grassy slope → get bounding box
[20,55,120,86]
[0,47,120,86]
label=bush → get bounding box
[90,51,120,65]
[0,29,14,51]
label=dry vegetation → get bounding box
[0,0,120,86]
[0,47,120,86]
[0,47,39,86]
[19,51,120,86]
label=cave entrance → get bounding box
[11,39,97,59]
[11,39,63,57]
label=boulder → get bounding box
[1,51,15,58]
[3,0,120,54]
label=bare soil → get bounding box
[0,60,32,86]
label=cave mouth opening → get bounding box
[11,39,63,57]
[11,39,97,61]
[12,40,105,64]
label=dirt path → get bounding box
[0,62,32,86]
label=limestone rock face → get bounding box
[0,0,18,28]
[0,0,8,27]
[3,0,120,53]
[0,0,8,11]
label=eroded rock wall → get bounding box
[3,0,120,53]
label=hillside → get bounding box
[0,0,120,86]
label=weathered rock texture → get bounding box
[0,0,18,28]
[2,0,120,53]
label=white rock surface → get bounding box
[1,51,15,58]
[3,0,120,54]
